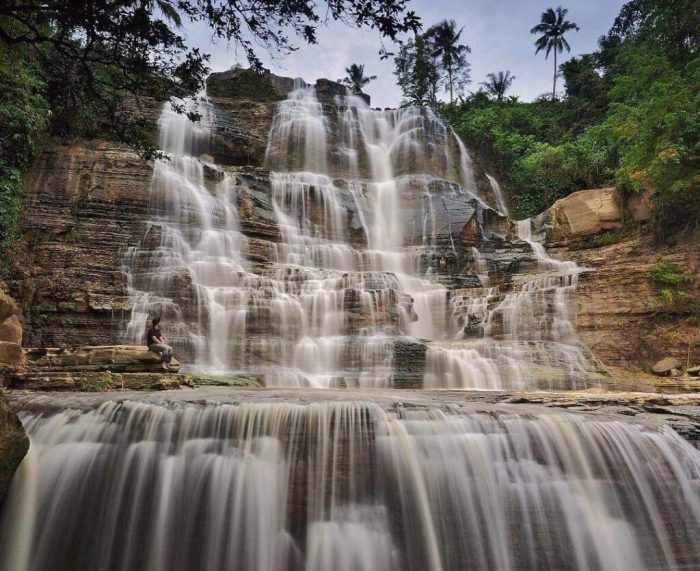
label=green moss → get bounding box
[183,374,264,388]
[570,230,623,250]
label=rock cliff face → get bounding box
[550,236,700,373]
[5,141,154,347]
[9,71,694,386]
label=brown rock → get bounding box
[6,141,153,347]
[0,290,16,322]
[24,345,180,373]
[0,342,23,368]
[550,237,700,373]
[653,357,684,375]
[0,315,22,344]
[626,190,652,223]
[0,391,29,502]
[545,188,623,243]
[10,371,182,391]
[687,366,700,376]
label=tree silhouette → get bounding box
[531,6,579,100]
[480,71,516,101]
[340,63,377,94]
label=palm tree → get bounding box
[339,63,377,94]
[530,7,579,100]
[480,71,516,101]
[428,20,471,103]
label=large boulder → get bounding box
[652,357,684,376]
[539,188,623,244]
[0,392,29,503]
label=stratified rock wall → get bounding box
[551,237,700,372]
[7,69,292,347]
[6,141,154,347]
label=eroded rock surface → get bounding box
[0,391,29,502]
[9,345,181,391]
[550,236,700,374]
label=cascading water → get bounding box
[2,390,700,571]
[3,78,699,571]
[424,217,600,390]
[122,81,599,389]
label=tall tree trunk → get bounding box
[552,49,557,100]
[448,66,453,103]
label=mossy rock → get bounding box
[207,68,284,102]
[183,374,264,388]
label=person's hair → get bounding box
[151,317,161,326]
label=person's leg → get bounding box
[149,344,169,369]
[163,345,173,365]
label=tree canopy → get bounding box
[0,0,420,155]
[443,0,698,243]
[394,20,470,106]
[480,71,516,101]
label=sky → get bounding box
[187,0,628,108]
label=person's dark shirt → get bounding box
[147,327,161,346]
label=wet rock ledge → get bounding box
[6,345,262,391]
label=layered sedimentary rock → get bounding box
[6,70,288,347]
[550,236,700,372]
[9,345,181,391]
[5,141,154,347]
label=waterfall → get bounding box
[2,391,699,571]
[122,83,598,390]
[424,217,598,390]
[485,173,509,216]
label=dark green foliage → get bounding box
[394,20,471,106]
[427,20,471,103]
[394,34,441,106]
[442,0,698,233]
[0,0,420,253]
[0,48,49,251]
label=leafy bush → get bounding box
[0,50,49,252]
[647,262,690,286]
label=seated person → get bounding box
[146,317,173,371]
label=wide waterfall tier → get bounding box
[2,391,700,571]
[122,82,603,389]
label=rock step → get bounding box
[10,371,182,391]
[23,345,180,373]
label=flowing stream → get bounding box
[1,390,699,571]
